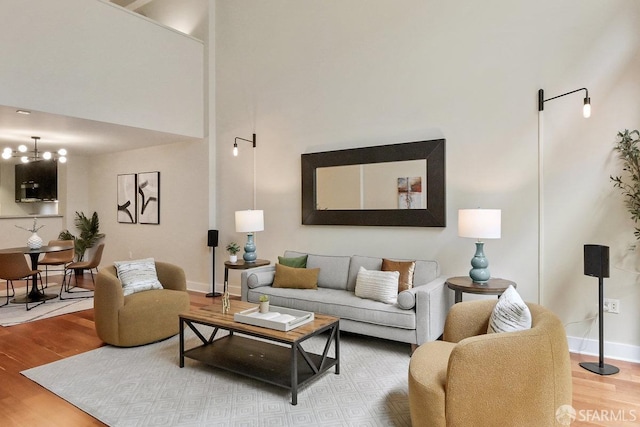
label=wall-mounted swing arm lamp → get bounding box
[536,85,590,307]
[538,88,591,118]
[232,133,256,157]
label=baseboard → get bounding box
[567,335,640,364]
[186,280,212,294]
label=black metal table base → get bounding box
[11,293,58,303]
[180,319,340,405]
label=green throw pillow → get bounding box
[278,254,308,268]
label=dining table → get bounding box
[0,245,69,304]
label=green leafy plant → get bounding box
[226,242,241,255]
[611,129,640,239]
[259,294,269,302]
[59,211,105,261]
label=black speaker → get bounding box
[584,244,609,278]
[207,229,219,248]
[580,243,618,376]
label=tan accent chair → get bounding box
[408,300,572,427]
[39,240,74,287]
[0,252,43,310]
[94,261,191,347]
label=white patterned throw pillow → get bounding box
[114,258,163,296]
[487,285,532,333]
[355,267,400,304]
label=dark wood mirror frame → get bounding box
[301,138,446,227]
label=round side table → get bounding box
[445,276,516,303]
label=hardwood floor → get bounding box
[0,274,638,426]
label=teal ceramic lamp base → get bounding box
[243,233,257,262]
[469,241,490,284]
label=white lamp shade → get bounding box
[458,209,501,239]
[235,210,264,233]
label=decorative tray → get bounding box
[234,305,315,331]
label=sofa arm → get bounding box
[240,265,276,301]
[443,299,495,343]
[445,331,564,426]
[414,276,453,344]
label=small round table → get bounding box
[0,245,69,305]
[445,276,516,303]
[222,259,270,313]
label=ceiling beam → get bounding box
[124,0,154,11]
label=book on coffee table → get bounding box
[234,306,314,331]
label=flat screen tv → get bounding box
[15,160,58,202]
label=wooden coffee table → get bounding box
[179,300,340,405]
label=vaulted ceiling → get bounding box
[0,0,202,159]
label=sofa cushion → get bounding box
[284,250,350,290]
[382,259,416,292]
[114,258,163,296]
[488,285,532,333]
[278,254,307,268]
[246,269,276,289]
[397,289,416,310]
[347,255,383,292]
[355,267,400,304]
[413,259,440,285]
[272,263,319,289]
[247,287,417,330]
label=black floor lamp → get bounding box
[206,229,220,297]
[580,244,619,375]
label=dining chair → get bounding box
[0,252,44,310]
[61,243,104,300]
[38,240,74,288]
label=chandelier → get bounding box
[2,136,67,163]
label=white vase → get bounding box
[259,301,269,314]
[229,255,238,263]
[27,232,43,249]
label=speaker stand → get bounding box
[206,247,221,297]
[579,276,619,375]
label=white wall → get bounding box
[215,0,640,358]
[0,0,204,138]
[87,139,211,292]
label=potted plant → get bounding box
[259,294,270,313]
[226,242,241,262]
[59,211,105,263]
[611,129,640,239]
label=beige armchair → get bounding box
[94,261,191,347]
[408,300,572,427]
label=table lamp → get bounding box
[458,209,501,284]
[235,210,264,262]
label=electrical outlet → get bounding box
[603,298,620,314]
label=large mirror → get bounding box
[302,139,446,227]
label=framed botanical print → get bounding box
[137,171,160,225]
[117,174,137,224]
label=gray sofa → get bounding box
[240,250,453,345]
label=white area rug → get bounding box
[22,329,412,426]
[0,284,94,326]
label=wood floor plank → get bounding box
[0,274,638,426]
